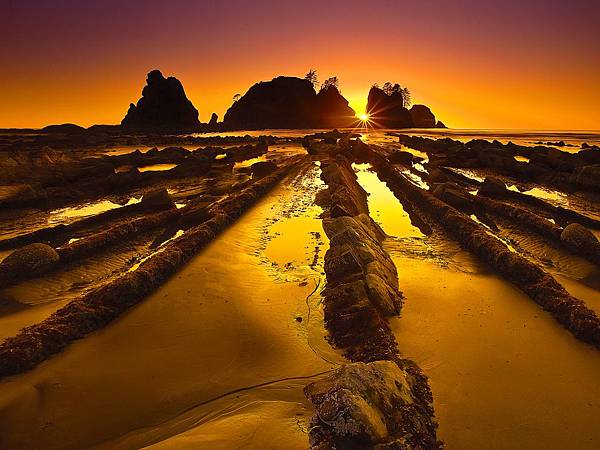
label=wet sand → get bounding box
[354,164,600,450]
[0,231,163,340]
[0,164,342,449]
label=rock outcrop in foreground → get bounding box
[223,76,356,129]
[303,137,440,449]
[305,361,438,450]
[122,70,200,131]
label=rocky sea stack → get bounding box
[223,76,356,129]
[122,70,200,131]
[367,85,412,128]
[367,84,444,128]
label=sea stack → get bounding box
[223,76,355,130]
[409,104,437,128]
[366,85,412,128]
[121,70,200,131]
[366,85,441,128]
[314,84,356,128]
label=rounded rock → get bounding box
[1,243,60,275]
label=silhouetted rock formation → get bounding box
[208,112,218,126]
[367,86,442,129]
[366,85,412,128]
[122,70,200,131]
[409,104,436,128]
[223,76,355,129]
[314,85,356,128]
[42,123,87,134]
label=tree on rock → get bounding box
[400,87,411,108]
[222,75,355,129]
[367,82,412,128]
[321,77,340,93]
[382,82,410,107]
[305,69,319,90]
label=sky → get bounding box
[1,0,599,130]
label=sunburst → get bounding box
[356,112,372,129]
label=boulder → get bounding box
[409,105,436,128]
[478,176,507,197]
[121,70,200,130]
[561,223,600,254]
[304,361,438,449]
[250,161,277,178]
[432,183,473,212]
[435,120,446,128]
[388,150,414,166]
[428,167,448,183]
[0,243,60,276]
[159,146,189,160]
[572,165,600,189]
[141,188,175,209]
[576,148,600,165]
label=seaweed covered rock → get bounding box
[428,167,448,183]
[122,70,200,131]
[321,212,403,361]
[141,188,175,209]
[0,243,60,277]
[388,150,414,166]
[561,223,598,248]
[432,183,474,212]
[478,176,507,197]
[250,161,277,178]
[320,156,370,216]
[572,165,600,190]
[561,223,600,264]
[304,361,439,450]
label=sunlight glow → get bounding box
[357,112,370,122]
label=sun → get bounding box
[357,112,370,122]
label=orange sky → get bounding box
[1,0,599,130]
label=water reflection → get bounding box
[138,163,178,172]
[353,163,424,239]
[49,197,141,221]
